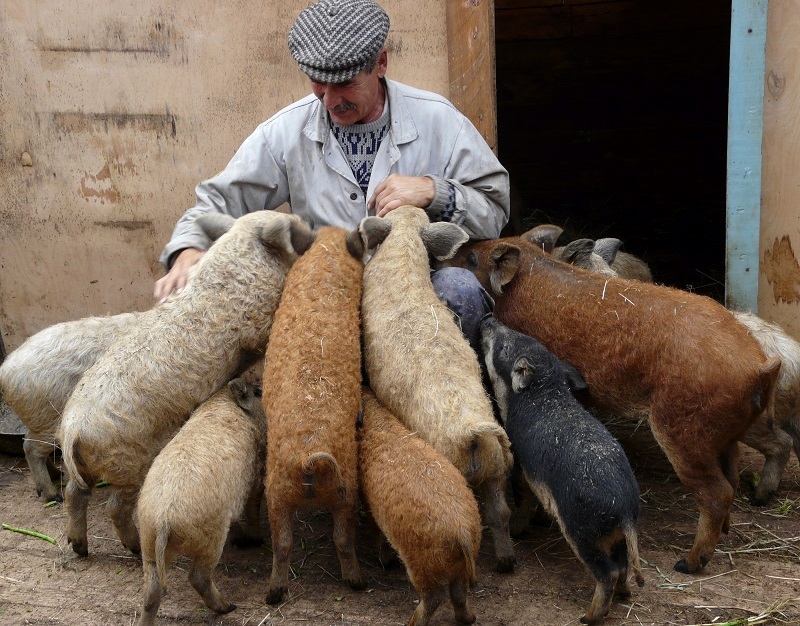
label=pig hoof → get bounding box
[68,537,89,557]
[495,555,516,574]
[47,493,64,504]
[674,557,706,574]
[749,494,769,507]
[347,577,367,591]
[266,587,287,605]
[455,608,476,624]
[218,602,236,615]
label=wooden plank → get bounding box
[758,0,800,338]
[496,0,730,41]
[446,0,498,152]
[725,0,768,312]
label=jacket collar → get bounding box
[303,78,419,145]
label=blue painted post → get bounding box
[726,0,768,312]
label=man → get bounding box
[154,0,509,302]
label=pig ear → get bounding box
[560,362,588,393]
[488,243,521,295]
[255,215,300,254]
[196,213,236,242]
[511,356,536,393]
[421,223,470,261]
[345,227,367,261]
[521,224,563,253]
[227,377,250,407]
[359,216,392,252]
[289,219,317,255]
[559,239,596,268]
[593,238,623,265]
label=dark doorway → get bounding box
[495,0,732,302]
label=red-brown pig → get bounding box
[438,236,780,574]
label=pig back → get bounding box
[494,249,776,430]
[362,223,511,480]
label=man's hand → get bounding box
[368,174,435,217]
[153,248,206,303]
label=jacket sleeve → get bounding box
[437,116,510,240]
[159,124,290,269]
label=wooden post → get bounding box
[725,0,768,313]
[446,0,498,154]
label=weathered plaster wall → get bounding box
[760,1,800,338]
[0,0,448,350]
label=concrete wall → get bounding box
[0,0,448,351]
[760,0,800,338]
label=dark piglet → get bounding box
[431,267,495,354]
[480,315,644,625]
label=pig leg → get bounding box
[138,558,164,626]
[579,544,619,624]
[330,499,366,590]
[449,577,476,624]
[509,467,537,538]
[478,476,516,572]
[65,479,92,556]
[46,455,62,480]
[266,504,293,604]
[107,488,141,554]
[650,410,740,573]
[610,540,631,598]
[581,575,615,625]
[375,531,400,568]
[668,451,736,573]
[719,442,742,534]
[189,558,236,614]
[408,585,445,626]
[741,417,793,505]
[785,416,800,464]
[230,485,263,548]
[23,435,62,502]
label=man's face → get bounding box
[310,50,387,125]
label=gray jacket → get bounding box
[160,79,510,269]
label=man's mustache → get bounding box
[333,102,357,113]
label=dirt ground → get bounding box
[1,416,799,626]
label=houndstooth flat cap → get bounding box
[288,0,390,83]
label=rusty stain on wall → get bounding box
[80,163,119,204]
[38,15,180,58]
[48,112,177,138]
[762,235,800,304]
[93,220,154,232]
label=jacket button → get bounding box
[350,192,358,200]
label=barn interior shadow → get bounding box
[495,0,731,303]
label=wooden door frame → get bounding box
[446,0,498,154]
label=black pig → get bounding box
[480,315,644,625]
